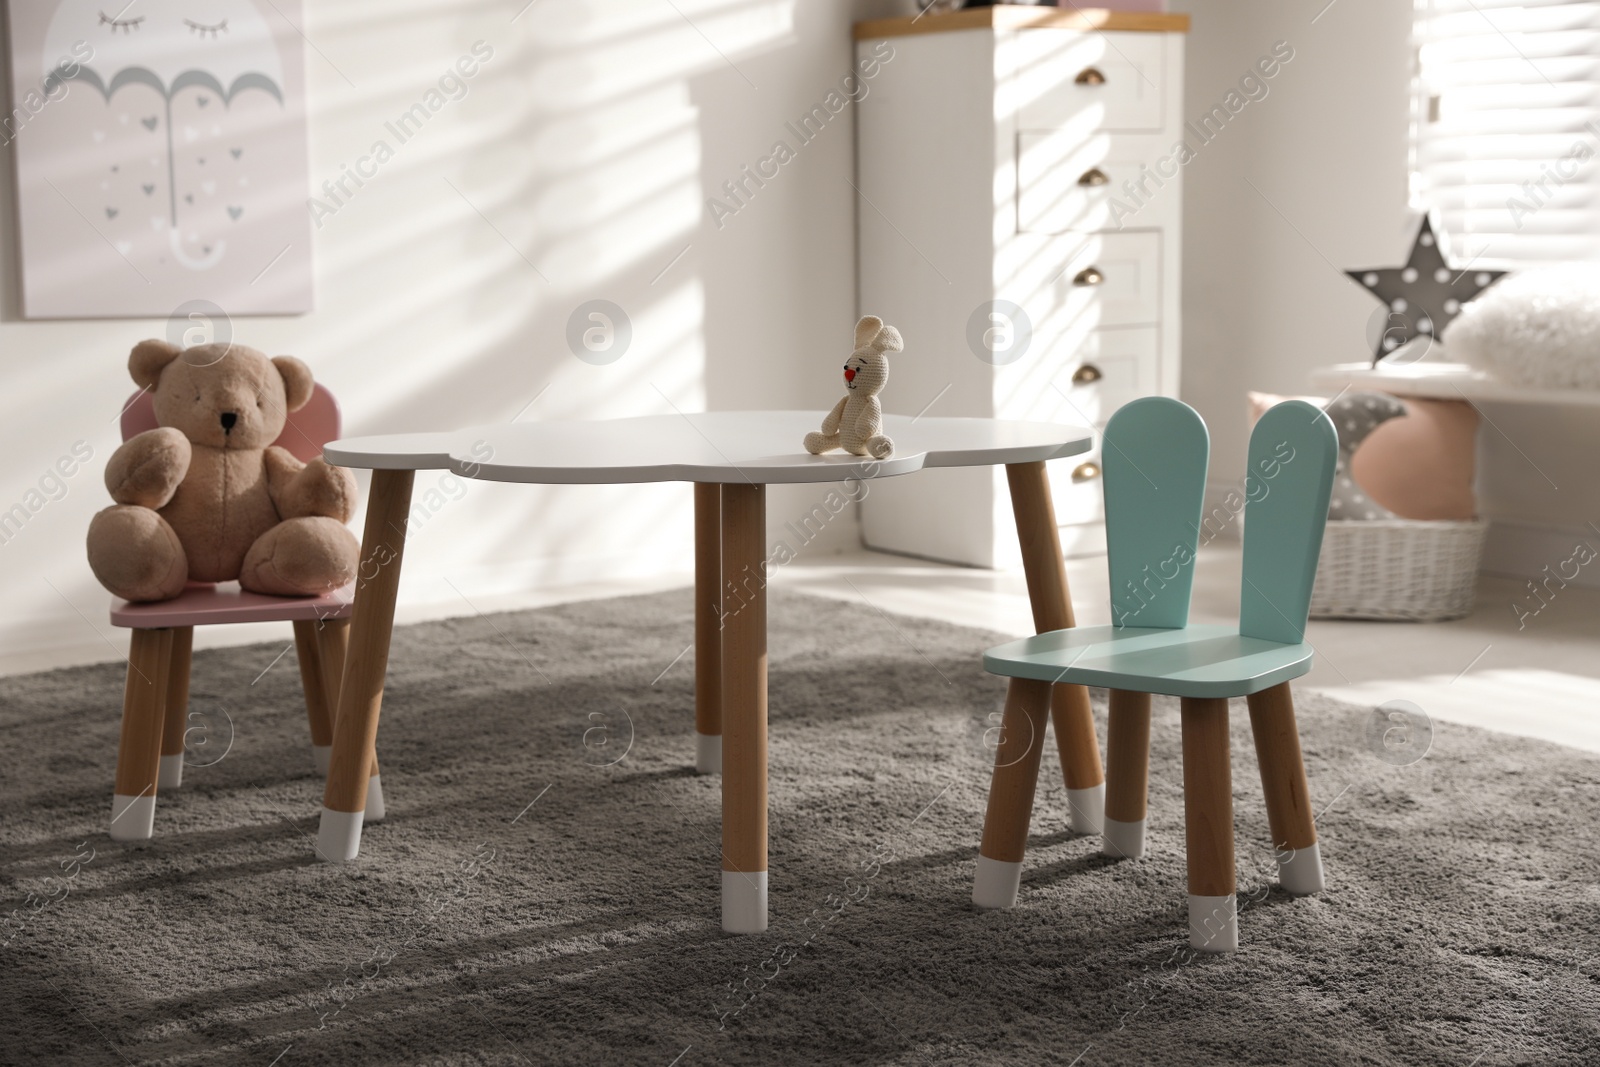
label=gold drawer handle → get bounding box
[1075,67,1107,86]
[1072,461,1102,483]
[1072,267,1104,287]
[1071,363,1103,385]
[1077,167,1110,187]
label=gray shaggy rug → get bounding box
[2,588,1598,1066]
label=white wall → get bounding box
[1167,0,1414,501]
[0,0,878,669]
[6,1,1587,672]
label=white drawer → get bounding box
[1018,130,1153,234]
[1045,231,1161,329]
[1012,32,1166,133]
[1052,326,1160,427]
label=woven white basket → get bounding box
[1310,519,1488,621]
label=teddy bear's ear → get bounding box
[272,356,316,412]
[854,315,884,349]
[872,325,904,353]
[129,340,182,390]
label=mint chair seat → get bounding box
[982,625,1313,700]
[973,397,1339,953]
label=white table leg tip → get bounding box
[1189,894,1239,953]
[1102,816,1146,860]
[1277,842,1325,896]
[721,870,768,933]
[972,855,1023,909]
[157,754,183,791]
[317,807,365,863]
[109,793,156,842]
[695,733,722,776]
[1067,783,1105,836]
[365,775,386,823]
[313,745,331,776]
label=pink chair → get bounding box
[107,386,381,842]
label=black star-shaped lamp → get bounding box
[1345,215,1507,365]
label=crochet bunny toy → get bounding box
[803,315,904,460]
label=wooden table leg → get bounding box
[316,617,383,821]
[158,626,193,792]
[973,677,1052,908]
[1246,682,1323,896]
[694,483,723,775]
[720,482,767,933]
[1182,696,1237,952]
[317,469,414,863]
[1004,461,1105,834]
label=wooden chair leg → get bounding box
[318,469,413,863]
[1181,696,1236,952]
[293,619,334,775]
[720,482,767,933]
[1103,689,1152,859]
[1246,682,1324,896]
[314,617,383,821]
[1052,684,1105,834]
[112,628,173,841]
[1005,461,1105,834]
[158,626,193,791]
[694,482,723,775]
[973,677,1053,909]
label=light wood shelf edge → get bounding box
[854,6,1190,40]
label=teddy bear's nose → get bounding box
[220,412,238,433]
[844,367,857,383]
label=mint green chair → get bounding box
[975,398,1338,953]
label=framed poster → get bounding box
[4,0,313,318]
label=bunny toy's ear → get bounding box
[872,324,903,353]
[854,315,884,349]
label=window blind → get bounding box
[1413,0,1600,267]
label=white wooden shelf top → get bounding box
[323,410,1094,485]
[1310,362,1600,408]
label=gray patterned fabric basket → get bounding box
[1310,519,1488,621]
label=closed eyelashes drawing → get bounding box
[184,18,229,37]
[98,12,145,32]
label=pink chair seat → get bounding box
[109,582,354,628]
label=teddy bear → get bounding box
[803,315,904,460]
[87,340,361,603]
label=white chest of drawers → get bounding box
[853,6,1188,567]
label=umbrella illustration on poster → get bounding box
[40,0,287,272]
